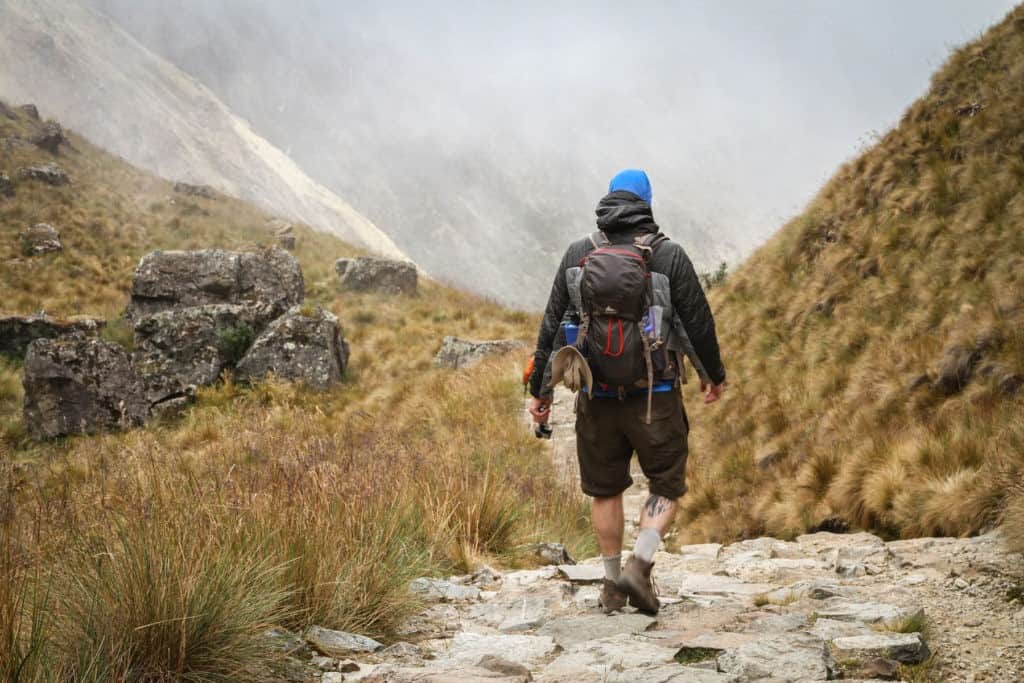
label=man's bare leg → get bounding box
[592,494,624,580]
[633,494,676,561]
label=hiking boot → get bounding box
[599,579,628,613]
[616,556,660,615]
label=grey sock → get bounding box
[603,554,622,581]
[633,529,661,563]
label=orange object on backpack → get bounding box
[522,356,535,386]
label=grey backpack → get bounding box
[574,231,669,422]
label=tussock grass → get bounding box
[0,104,592,678]
[678,7,1024,545]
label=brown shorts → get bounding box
[574,390,689,499]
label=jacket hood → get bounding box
[595,191,660,234]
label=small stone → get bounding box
[18,162,69,185]
[434,336,526,369]
[31,122,67,153]
[304,625,383,657]
[470,565,502,587]
[955,577,970,589]
[477,654,533,680]
[336,256,417,295]
[19,223,62,255]
[832,632,931,664]
[857,657,900,680]
[173,181,218,199]
[338,660,360,673]
[535,542,575,565]
[556,564,605,583]
[409,577,482,602]
[311,655,336,671]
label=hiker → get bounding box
[527,169,726,615]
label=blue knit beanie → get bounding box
[608,169,652,204]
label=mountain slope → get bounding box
[0,0,404,260]
[682,7,1024,543]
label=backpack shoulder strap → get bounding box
[635,232,670,249]
[588,231,611,249]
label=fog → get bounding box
[91,0,1016,307]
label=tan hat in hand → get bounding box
[550,345,593,395]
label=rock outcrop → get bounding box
[0,314,104,357]
[173,181,218,199]
[235,305,348,390]
[336,257,417,295]
[18,162,69,186]
[434,336,525,369]
[23,339,148,440]
[31,122,67,154]
[126,248,303,322]
[132,303,262,403]
[20,223,61,255]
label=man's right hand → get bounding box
[701,381,726,404]
[529,397,552,424]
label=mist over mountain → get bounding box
[83,0,1015,308]
[0,0,403,259]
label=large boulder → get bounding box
[23,339,148,440]
[31,122,67,154]
[336,257,417,295]
[20,223,61,255]
[126,248,303,322]
[0,314,104,358]
[132,304,262,403]
[18,162,69,186]
[434,336,525,369]
[235,305,348,390]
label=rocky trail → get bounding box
[286,388,1024,682]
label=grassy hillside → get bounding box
[1,104,591,680]
[681,8,1024,546]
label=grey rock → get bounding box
[20,223,62,255]
[556,564,605,583]
[132,304,262,403]
[304,625,383,657]
[235,305,348,389]
[535,542,575,565]
[31,122,67,154]
[127,248,303,322]
[173,181,218,199]
[815,602,924,625]
[677,543,723,561]
[0,172,12,198]
[541,634,681,682]
[276,223,296,250]
[675,573,777,598]
[338,660,360,673]
[537,612,656,648]
[409,577,482,602]
[478,654,533,680]
[19,162,69,186]
[808,618,874,641]
[149,394,193,422]
[336,256,417,295]
[0,314,104,358]
[381,641,425,660]
[855,657,900,680]
[716,633,835,681]
[470,565,502,587]
[18,104,40,120]
[311,655,336,671]
[263,627,312,657]
[415,668,529,682]
[428,632,556,667]
[434,336,526,369]
[831,632,931,664]
[23,339,148,440]
[320,673,344,683]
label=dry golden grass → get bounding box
[678,7,1024,545]
[1,104,592,679]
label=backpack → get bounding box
[574,231,671,423]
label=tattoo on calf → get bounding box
[643,494,672,518]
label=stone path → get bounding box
[297,388,1024,682]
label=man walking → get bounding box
[528,169,726,615]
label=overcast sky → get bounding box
[91,0,1019,301]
